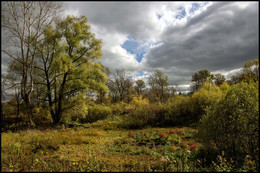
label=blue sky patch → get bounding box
[156,13,162,20]
[121,35,163,63]
[189,2,208,14]
[131,71,149,80]
[176,7,186,19]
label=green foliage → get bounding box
[35,15,108,124]
[166,95,193,125]
[198,80,259,163]
[130,95,149,107]
[63,93,88,122]
[32,105,52,124]
[191,69,212,91]
[219,82,231,96]
[214,73,226,86]
[121,103,167,129]
[241,59,259,83]
[191,82,223,121]
[83,104,112,123]
[229,59,259,84]
[121,85,223,128]
[110,102,135,116]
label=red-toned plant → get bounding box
[160,133,168,138]
[169,129,175,134]
[128,131,135,137]
[187,144,196,150]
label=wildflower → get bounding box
[160,133,168,138]
[175,128,180,133]
[128,131,135,137]
[169,129,175,134]
[145,133,149,137]
[187,144,196,150]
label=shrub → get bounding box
[191,82,222,121]
[130,95,149,107]
[219,82,231,97]
[198,80,259,163]
[166,95,193,125]
[121,103,168,129]
[83,104,112,123]
[110,102,134,116]
[32,105,52,124]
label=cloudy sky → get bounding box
[2,1,259,93]
[62,1,259,92]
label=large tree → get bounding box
[1,1,62,126]
[35,15,108,124]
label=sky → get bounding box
[2,1,259,93]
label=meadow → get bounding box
[2,76,259,172]
[1,116,209,172]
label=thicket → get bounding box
[198,80,259,168]
[121,82,224,129]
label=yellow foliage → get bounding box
[131,95,149,107]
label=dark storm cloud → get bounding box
[145,2,258,84]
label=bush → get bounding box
[191,82,222,121]
[83,104,112,123]
[130,95,149,107]
[32,105,52,125]
[121,103,168,129]
[110,102,135,116]
[166,95,193,126]
[198,80,259,163]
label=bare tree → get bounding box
[107,69,133,102]
[1,1,62,126]
[148,70,169,103]
[114,69,133,102]
[134,79,145,96]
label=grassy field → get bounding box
[1,116,205,172]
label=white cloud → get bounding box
[61,1,258,87]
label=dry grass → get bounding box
[1,124,203,172]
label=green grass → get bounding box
[1,117,203,172]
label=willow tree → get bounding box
[1,1,62,126]
[35,15,108,124]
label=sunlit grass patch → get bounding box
[1,125,204,172]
